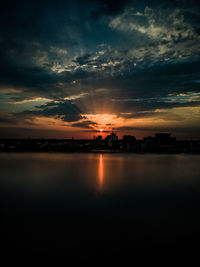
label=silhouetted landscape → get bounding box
[1,132,200,153]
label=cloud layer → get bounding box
[0,0,200,138]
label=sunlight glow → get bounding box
[85,113,123,131]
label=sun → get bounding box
[99,129,104,132]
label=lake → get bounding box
[1,153,200,265]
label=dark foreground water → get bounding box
[1,153,200,265]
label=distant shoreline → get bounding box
[1,150,200,155]
[1,134,200,154]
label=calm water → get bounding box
[1,153,200,265]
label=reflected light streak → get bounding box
[98,154,104,191]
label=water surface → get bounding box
[1,153,200,265]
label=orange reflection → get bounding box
[98,154,104,191]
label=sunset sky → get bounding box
[0,0,200,139]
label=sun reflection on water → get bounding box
[98,154,104,191]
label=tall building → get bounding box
[105,132,118,147]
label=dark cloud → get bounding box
[119,111,184,121]
[0,115,18,124]
[79,129,110,133]
[72,120,97,128]
[112,99,200,114]
[74,54,92,65]
[15,100,84,122]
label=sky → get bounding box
[0,0,200,139]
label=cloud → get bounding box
[0,0,200,137]
[11,97,51,105]
[15,100,84,123]
[72,120,97,128]
[119,111,184,121]
[109,4,200,61]
[0,1,199,102]
[0,115,18,124]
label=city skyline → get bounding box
[0,0,200,139]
